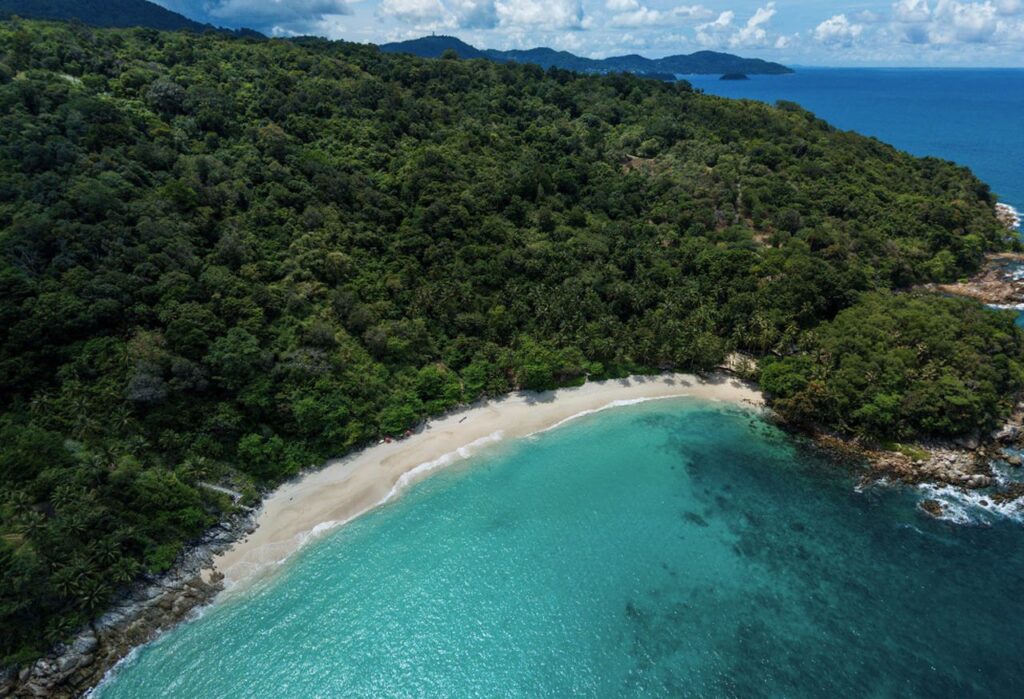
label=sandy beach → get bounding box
[209,373,763,590]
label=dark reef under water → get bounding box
[96,401,1024,698]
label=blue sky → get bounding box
[153,1,1024,66]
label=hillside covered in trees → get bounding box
[0,0,206,31]
[0,19,1021,665]
[0,0,260,36]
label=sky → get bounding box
[152,1,1024,66]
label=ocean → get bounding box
[94,400,1024,697]
[688,68,1024,212]
[93,69,1024,697]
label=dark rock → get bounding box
[920,499,944,517]
[993,424,1021,443]
[953,432,981,451]
[71,633,98,656]
[992,482,1024,504]
[966,474,992,489]
[55,656,78,675]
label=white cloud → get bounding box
[606,1,712,28]
[814,14,864,45]
[695,3,778,48]
[854,10,883,23]
[494,0,584,29]
[941,1,999,43]
[448,0,499,27]
[703,9,734,29]
[605,0,638,11]
[730,1,776,48]
[773,33,794,49]
[379,0,587,30]
[671,4,714,21]
[893,0,932,22]
[695,9,733,45]
[890,0,1022,45]
[996,0,1022,14]
[611,6,662,26]
[206,0,351,21]
[378,0,445,24]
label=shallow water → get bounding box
[95,400,1024,697]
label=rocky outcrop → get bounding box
[931,252,1024,307]
[863,444,992,488]
[996,203,1021,232]
[0,511,256,699]
[805,405,1024,495]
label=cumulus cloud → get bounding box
[814,14,864,45]
[731,1,776,47]
[377,0,583,30]
[890,0,1023,45]
[696,3,779,49]
[942,1,999,43]
[611,7,663,27]
[205,0,351,22]
[449,0,499,28]
[695,10,734,45]
[378,0,446,25]
[672,4,714,21]
[494,0,584,29]
[893,0,931,22]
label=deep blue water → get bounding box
[96,401,1024,697]
[688,68,1024,210]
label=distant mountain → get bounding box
[383,35,488,60]
[0,0,260,35]
[379,35,793,77]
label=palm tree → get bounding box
[91,538,121,567]
[74,577,110,612]
[17,510,46,538]
[6,489,34,518]
[110,556,140,585]
[51,567,79,600]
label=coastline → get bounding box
[3,372,761,699]
[16,368,1022,697]
[209,372,763,591]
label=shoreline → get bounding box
[209,372,764,592]
[14,371,1024,697]
[931,251,1024,306]
[4,372,762,699]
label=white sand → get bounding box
[208,373,763,590]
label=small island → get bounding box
[720,72,750,80]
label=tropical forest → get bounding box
[1,19,1021,665]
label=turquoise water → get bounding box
[96,400,1024,697]
[688,69,1024,210]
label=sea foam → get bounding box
[997,202,1022,231]
[917,482,1024,526]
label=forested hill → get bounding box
[0,20,1021,665]
[380,35,793,76]
[0,0,260,35]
